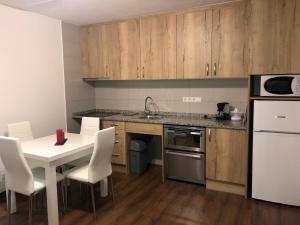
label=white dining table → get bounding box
[9,133,108,225]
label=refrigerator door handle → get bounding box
[275,115,287,119]
[254,130,300,135]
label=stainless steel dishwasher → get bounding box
[164,125,206,184]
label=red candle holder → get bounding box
[56,129,64,144]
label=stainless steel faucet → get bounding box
[144,96,153,115]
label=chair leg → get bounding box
[64,179,68,210]
[109,176,115,204]
[89,183,96,218]
[28,194,33,225]
[7,190,11,225]
[60,181,66,211]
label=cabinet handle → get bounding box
[206,64,209,76]
[213,63,217,76]
[208,129,211,142]
[142,66,145,78]
[110,123,119,127]
[115,140,119,144]
[112,153,121,157]
[137,67,140,79]
[106,65,108,77]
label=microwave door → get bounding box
[261,76,295,96]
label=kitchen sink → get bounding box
[137,115,162,120]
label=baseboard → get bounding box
[206,179,246,196]
[151,159,162,166]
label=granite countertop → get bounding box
[73,109,247,130]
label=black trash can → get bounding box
[129,140,148,174]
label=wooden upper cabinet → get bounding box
[140,14,177,80]
[177,10,212,79]
[206,128,247,185]
[103,20,141,80]
[102,23,121,80]
[118,19,141,80]
[212,2,247,78]
[247,0,300,74]
[80,25,107,79]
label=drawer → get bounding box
[126,122,163,136]
[112,135,126,165]
[103,121,125,132]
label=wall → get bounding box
[62,22,95,133]
[95,79,248,114]
[0,5,66,191]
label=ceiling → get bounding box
[0,0,232,26]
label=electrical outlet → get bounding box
[182,97,189,102]
[194,97,202,103]
[183,97,202,103]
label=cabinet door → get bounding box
[118,19,141,80]
[206,128,247,185]
[140,14,177,80]
[80,25,107,78]
[247,0,300,74]
[102,23,120,80]
[177,10,212,79]
[212,2,247,78]
[102,20,141,80]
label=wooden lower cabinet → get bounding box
[206,128,247,195]
[102,121,126,166]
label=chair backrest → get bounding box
[80,117,100,136]
[7,121,33,141]
[0,136,34,195]
[88,127,115,184]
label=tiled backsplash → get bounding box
[94,79,248,115]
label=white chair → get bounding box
[65,127,115,217]
[7,121,44,173]
[80,117,100,136]
[0,136,64,225]
[68,117,100,167]
[7,121,33,141]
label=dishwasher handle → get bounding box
[166,150,202,159]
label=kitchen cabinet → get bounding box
[177,2,247,79]
[80,20,140,80]
[206,128,247,186]
[80,25,107,78]
[140,14,177,80]
[177,9,212,79]
[118,19,141,80]
[211,2,247,78]
[80,1,248,80]
[247,0,300,74]
[102,23,120,80]
[103,20,141,80]
[103,121,126,165]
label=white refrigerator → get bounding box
[252,100,300,206]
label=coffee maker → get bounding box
[216,102,231,120]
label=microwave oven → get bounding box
[251,74,300,97]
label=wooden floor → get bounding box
[0,165,300,225]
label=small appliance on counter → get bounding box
[230,108,243,121]
[216,102,231,120]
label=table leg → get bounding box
[45,166,59,225]
[100,177,108,197]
